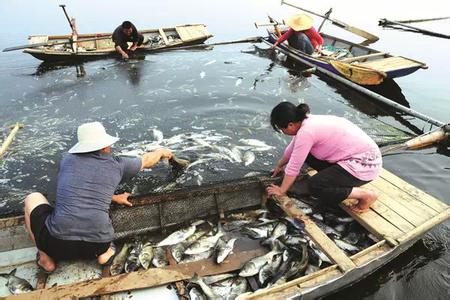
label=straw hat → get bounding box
[284,13,313,31]
[68,122,119,154]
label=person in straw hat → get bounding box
[272,13,323,55]
[23,122,173,273]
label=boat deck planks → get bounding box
[340,168,447,245]
[359,56,424,72]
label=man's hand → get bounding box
[121,52,129,59]
[112,192,132,207]
[266,184,285,197]
[130,45,138,52]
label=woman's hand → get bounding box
[112,192,132,207]
[266,184,285,197]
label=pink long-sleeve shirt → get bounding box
[283,115,382,181]
[277,27,324,49]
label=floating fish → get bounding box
[243,151,255,166]
[203,60,217,66]
[235,78,242,86]
[0,269,33,295]
[200,71,206,79]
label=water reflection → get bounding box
[35,62,86,77]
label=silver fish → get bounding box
[171,228,208,263]
[203,273,235,285]
[189,286,206,300]
[242,226,268,239]
[190,274,220,299]
[239,138,274,149]
[157,224,197,247]
[152,246,168,268]
[239,248,281,277]
[138,242,154,270]
[259,253,283,286]
[262,222,288,246]
[227,277,248,300]
[125,244,141,273]
[110,243,131,276]
[151,128,163,143]
[243,151,255,166]
[200,71,206,79]
[334,239,360,253]
[215,238,237,264]
[184,226,224,255]
[305,264,320,275]
[181,249,214,263]
[0,269,33,295]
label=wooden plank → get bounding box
[379,169,447,212]
[273,195,355,272]
[0,215,24,229]
[340,52,387,63]
[340,203,403,243]
[369,200,415,233]
[166,248,187,299]
[6,249,266,300]
[367,182,427,227]
[158,28,169,45]
[35,272,48,290]
[359,56,422,72]
[397,208,450,244]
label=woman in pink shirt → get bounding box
[266,102,382,213]
[272,14,324,55]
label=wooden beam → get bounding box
[273,195,355,272]
[6,249,266,300]
[0,123,24,157]
[340,52,388,63]
[158,28,169,45]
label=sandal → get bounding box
[100,243,117,266]
[36,252,54,274]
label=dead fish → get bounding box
[188,286,206,300]
[242,226,268,239]
[235,78,242,86]
[262,222,287,246]
[151,128,163,143]
[182,249,214,263]
[200,71,206,79]
[239,138,274,149]
[244,171,261,178]
[215,238,237,264]
[203,273,235,285]
[305,264,320,275]
[125,243,142,273]
[337,217,354,223]
[110,243,131,276]
[259,253,283,286]
[184,225,224,255]
[203,60,216,66]
[171,228,209,263]
[227,277,248,300]
[0,269,33,295]
[280,235,307,246]
[157,224,197,247]
[152,246,168,268]
[239,245,281,277]
[138,242,154,269]
[243,151,255,166]
[334,239,360,253]
[190,274,220,299]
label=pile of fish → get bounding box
[108,197,377,299]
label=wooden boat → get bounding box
[267,29,428,85]
[0,169,448,299]
[23,24,213,62]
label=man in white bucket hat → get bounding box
[272,13,324,55]
[23,122,172,272]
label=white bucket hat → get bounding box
[68,122,119,154]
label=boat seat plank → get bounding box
[367,181,430,226]
[176,24,211,42]
[6,249,266,300]
[359,56,423,72]
[274,195,355,272]
[340,203,404,242]
[340,52,388,63]
[158,28,169,45]
[369,200,416,233]
[379,169,447,212]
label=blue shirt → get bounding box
[45,152,141,243]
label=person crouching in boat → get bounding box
[272,13,323,55]
[23,122,173,273]
[266,102,381,213]
[112,21,145,59]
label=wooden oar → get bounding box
[281,0,379,43]
[379,18,450,39]
[0,123,24,157]
[381,124,450,155]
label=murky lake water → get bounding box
[0,0,448,299]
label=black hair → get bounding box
[270,102,310,131]
[122,21,133,29]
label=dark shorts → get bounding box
[30,204,110,261]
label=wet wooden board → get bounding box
[379,169,447,212]
[274,195,355,272]
[6,248,266,300]
[359,56,423,72]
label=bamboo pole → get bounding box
[379,18,450,39]
[393,16,450,24]
[0,123,24,157]
[262,38,445,127]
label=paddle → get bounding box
[281,0,379,43]
[381,124,450,155]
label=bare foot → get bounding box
[98,245,115,265]
[347,188,378,213]
[37,251,56,273]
